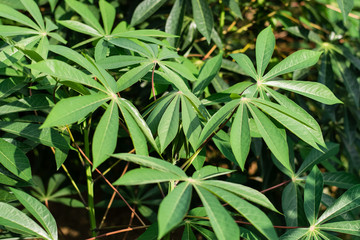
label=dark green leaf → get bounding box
[256,26,275,77]
[165,0,185,47]
[304,165,323,225]
[130,0,167,26]
[191,0,214,44]
[319,220,360,236]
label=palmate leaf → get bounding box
[0,202,51,240]
[130,0,167,26]
[192,166,235,180]
[262,50,322,81]
[230,102,251,170]
[319,220,360,236]
[92,100,119,170]
[201,184,278,240]
[99,0,115,35]
[316,184,360,225]
[279,228,309,240]
[57,20,102,37]
[158,182,192,238]
[0,3,39,30]
[41,93,110,128]
[20,0,44,30]
[97,55,148,69]
[304,165,323,225]
[117,63,154,92]
[230,53,257,80]
[10,188,58,240]
[161,61,196,81]
[263,80,342,105]
[191,0,213,44]
[0,138,32,182]
[256,26,275,77]
[246,103,291,172]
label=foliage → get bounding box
[0,0,359,239]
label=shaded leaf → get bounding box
[304,165,323,225]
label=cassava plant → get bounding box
[0,0,359,239]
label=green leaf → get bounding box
[191,0,214,44]
[117,98,159,152]
[256,26,275,77]
[92,100,119,170]
[319,220,360,236]
[117,63,154,92]
[165,0,185,47]
[194,185,239,240]
[197,99,240,149]
[263,80,342,105]
[323,172,360,189]
[97,55,147,69]
[192,166,235,180]
[158,182,192,238]
[180,95,202,149]
[230,102,251,170]
[146,93,175,133]
[230,53,257,80]
[108,38,152,57]
[10,188,58,240]
[201,184,278,240]
[0,202,51,239]
[119,104,148,155]
[203,180,278,212]
[0,138,32,182]
[110,153,187,177]
[226,0,243,19]
[20,0,44,30]
[193,54,222,96]
[296,142,339,177]
[65,0,104,34]
[158,95,180,152]
[191,225,217,240]
[42,93,110,128]
[279,228,309,240]
[262,50,322,81]
[336,0,354,23]
[113,168,184,185]
[316,184,360,224]
[282,181,303,226]
[247,103,291,172]
[0,3,39,30]
[304,165,323,225]
[182,223,197,240]
[57,20,102,37]
[0,94,54,115]
[161,61,196,81]
[0,25,39,37]
[99,0,115,34]
[29,60,106,92]
[130,0,167,26]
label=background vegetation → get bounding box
[0,0,359,239]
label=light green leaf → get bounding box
[319,220,360,236]
[28,60,106,92]
[197,99,240,149]
[230,102,251,170]
[97,55,147,69]
[92,100,119,170]
[0,138,32,182]
[316,184,360,224]
[0,202,51,239]
[201,184,278,240]
[304,165,323,225]
[42,93,110,128]
[10,188,58,240]
[119,104,148,155]
[230,53,257,80]
[108,38,152,57]
[296,142,339,177]
[262,50,321,81]
[117,63,153,92]
[0,25,39,37]
[194,185,239,240]
[323,172,360,189]
[158,182,192,238]
[65,0,104,34]
[192,166,235,180]
[110,153,186,177]
[279,228,309,240]
[227,0,243,19]
[336,0,354,23]
[193,54,222,96]
[263,80,342,105]
[57,20,102,37]
[256,26,275,77]
[20,0,44,30]
[165,0,185,47]
[158,64,191,94]
[0,94,53,115]
[113,168,184,185]
[204,180,278,212]
[180,95,202,149]
[247,103,291,172]
[0,3,39,30]
[161,61,196,81]
[130,0,167,26]
[191,0,213,44]
[158,95,180,152]
[99,0,115,34]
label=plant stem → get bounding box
[84,122,97,237]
